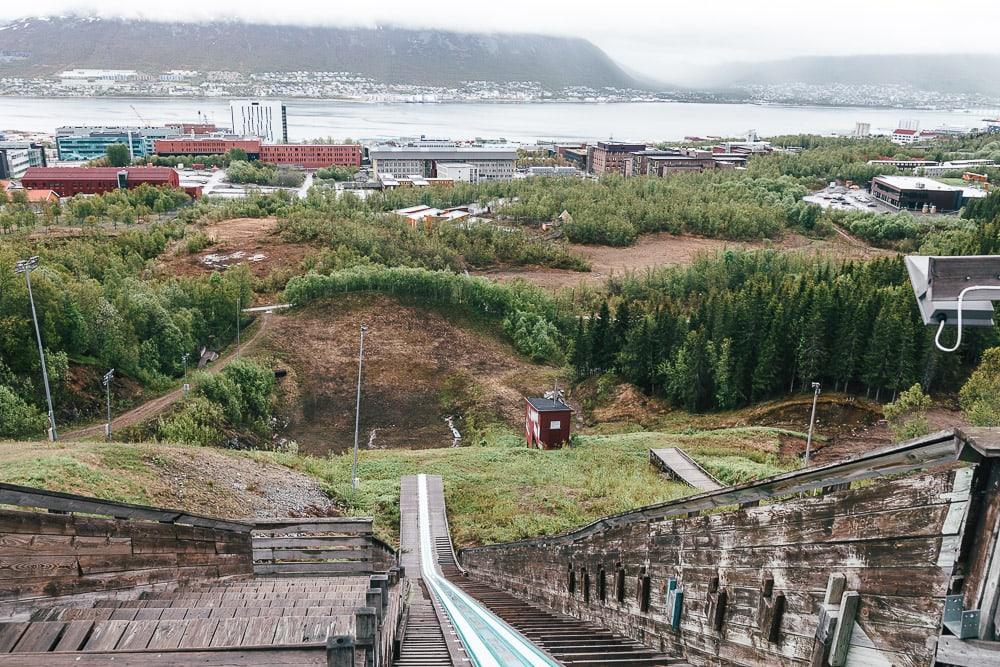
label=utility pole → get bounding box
[352,324,368,491]
[15,256,57,441]
[804,382,821,468]
[236,295,241,359]
[101,369,115,441]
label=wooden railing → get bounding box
[251,518,397,576]
[0,483,253,602]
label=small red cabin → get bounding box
[525,397,574,450]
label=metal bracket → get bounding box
[943,594,981,639]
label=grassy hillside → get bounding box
[0,441,332,520]
[251,427,799,546]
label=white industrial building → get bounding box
[369,146,516,181]
[229,100,288,144]
[435,162,480,183]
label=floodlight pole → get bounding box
[102,369,115,441]
[236,296,241,359]
[352,324,368,491]
[15,257,57,441]
[804,382,821,468]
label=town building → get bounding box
[915,160,997,177]
[0,141,47,169]
[867,158,940,170]
[369,146,517,180]
[166,122,223,135]
[21,167,180,198]
[588,142,647,175]
[259,143,361,168]
[0,147,31,179]
[889,128,938,145]
[526,166,578,177]
[56,126,182,161]
[524,397,574,450]
[229,100,288,144]
[154,137,262,159]
[870,176,965,212]
[434,162,480,183]
[154,137,361,168]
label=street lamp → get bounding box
[101,369,115,441]
[804,382,821,468]
[14,256,57,441]
[351,324,369,491]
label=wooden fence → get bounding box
[0,483,253,603]
[251,518,397,576]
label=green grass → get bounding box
[251,426,798,547]
[0,450,152,505]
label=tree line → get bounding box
[569,251,992,411]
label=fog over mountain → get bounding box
[0,17,646,90]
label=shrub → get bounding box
[0,385,47,439]
[961,348,1000,426]
[883,383,932,440]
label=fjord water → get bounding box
[2,97,990,141]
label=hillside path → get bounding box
[62,312,274,441]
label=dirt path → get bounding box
[62,312,275,441]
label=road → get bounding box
[62,312,274,441]
[415,474,558,667]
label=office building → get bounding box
[230,100,288,144]
[21,167,180,198]
[870,176,964,212]
[588,142,647,175]
[154,138,361,168]
[155,137,263,159]
[435,163,480,183]
[56,127,181,161]
[0,141,47,169]
[0,147,32,179]
[369,146,517,181]
[258,143,361,168]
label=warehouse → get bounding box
[21,167,180,197]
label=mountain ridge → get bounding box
[0,16,646,90]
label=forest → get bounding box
[5,134,1000,440]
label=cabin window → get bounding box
[550,421,561,429]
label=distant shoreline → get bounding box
[0,94,985,114]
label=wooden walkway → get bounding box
[649,448,722,492]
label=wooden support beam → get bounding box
[830,591,860,667]
[327,635,355,667]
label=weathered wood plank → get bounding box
[241,617,278,646]
[52,620,93,651]
[0,648,327,666]
[177,618,219,648]
[83,620,129,651]
[0,624,28,653]
[210,618,248,647]
[10,621,64,652]
[145,620,187,650]
[252,562,373,575]
[116,620,159,650]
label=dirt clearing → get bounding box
[257,294,560,456]
[158,217,317,280]
[475,231,891,289]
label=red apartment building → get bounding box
[259,143,361,168]
[154,138,262,158]
[154,138,361,168]
[21,167,180,197]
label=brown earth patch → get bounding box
[157,217,317,280]
[475,231,892,290]
[258,294,561,456]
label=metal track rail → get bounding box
[414,474,560,667]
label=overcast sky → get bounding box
[3,0,1000,82]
